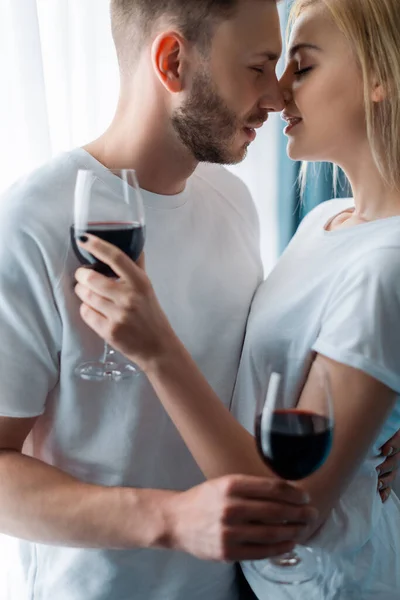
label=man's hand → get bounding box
[377,429,400,502]
[162,475,318,562]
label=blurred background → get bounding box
[0,0,347,273]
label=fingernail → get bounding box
[379,481,383,490]
[79,235,88,243]
[388,447,395,456]
[302,493,311,504]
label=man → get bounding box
[0,1,397,599]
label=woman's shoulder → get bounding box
[298,198,354,231]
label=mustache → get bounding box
[246,112,269,126]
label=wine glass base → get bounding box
[249,547,322,585]
[75,361,141,382]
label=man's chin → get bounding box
[230,145,249,165]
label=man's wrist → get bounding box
[125,486,181,551]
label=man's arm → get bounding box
[0,416,175,550]
[0,416,316,561]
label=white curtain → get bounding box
[0,0,281,272]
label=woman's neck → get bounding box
[341,147,400,223]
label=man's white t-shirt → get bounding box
[232,199,400,598]
[0,148,263,600]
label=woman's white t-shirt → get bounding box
[232,198,400,599]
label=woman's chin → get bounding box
[287,145,305,162]
[286,141,318,163]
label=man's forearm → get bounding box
[0,451,174,550]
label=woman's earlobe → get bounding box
[371,82,387,103]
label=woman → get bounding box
[75,0,400,595]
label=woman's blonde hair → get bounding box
[289,0,400,194]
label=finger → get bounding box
[378,471,397,488]
[230,522,308,546]
[222,541,296,563]
[78,234,143,281]
[136,252,146,270]
[75,283,118,319]
[380,433,400,457]
[377,454,399,477]
[223,499,318,526]
[80,303,109,339]
[381,488,391,503]
[75,268,123,302]
[225,476,310,506]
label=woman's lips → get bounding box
[283,117,303,135]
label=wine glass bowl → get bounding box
[256,406,333,482]
[251,362,334,585]
[71,169,145,382]
[71,221,145,278]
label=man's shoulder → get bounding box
[0,150,79,218]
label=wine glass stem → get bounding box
[102,342,115,365]
[271,550,301,568]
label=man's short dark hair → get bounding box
[110,0,240,72]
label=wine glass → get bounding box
[251,361,334,585]
[71,169,146,382]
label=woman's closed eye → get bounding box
[294,66,314,78]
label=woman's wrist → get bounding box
[137,329,188,377]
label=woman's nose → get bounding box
[278,67,293,105]
[282,88,292,104]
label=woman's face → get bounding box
[279,5,367,164]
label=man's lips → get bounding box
[243,120,268,141]
[243,127,256,142]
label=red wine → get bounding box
[71,222,145,277]
[256,410,333,481]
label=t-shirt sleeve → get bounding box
[312,247,400,393]
[0,202,62,417]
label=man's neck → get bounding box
[84,106,198,196]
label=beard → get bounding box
[171,69,248,165]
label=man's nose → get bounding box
[259,79,285,113]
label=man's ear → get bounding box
[151,32,188,93]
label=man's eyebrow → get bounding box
[253,51,281,61]
[288,43,322,59]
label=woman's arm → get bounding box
[74,235,397,538]
[143,349,397,532]
[294,356,397,526]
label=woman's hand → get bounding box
[377,429,400,503]
[74,235,179,370]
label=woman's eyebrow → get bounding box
[288,43,322,59]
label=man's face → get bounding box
[172,0,284,164]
